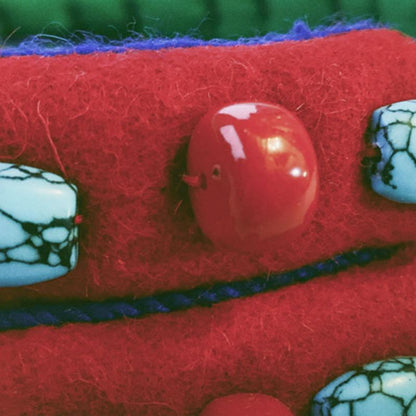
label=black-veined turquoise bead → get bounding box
[369,99,416,203]
[311,357,416,416]
[0,163,78,286]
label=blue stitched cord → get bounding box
[0,20,383,57]
[0,245,400,331]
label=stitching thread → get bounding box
[0,245,400,331]
[0,21,382,57]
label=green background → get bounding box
[0,0,414,43]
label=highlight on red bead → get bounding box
[186,102,319,252]
[200,393,294,416]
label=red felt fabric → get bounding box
[0,29,415,305]
[1,29,416,415]
[0,253,415,416]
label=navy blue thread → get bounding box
[0,20,383,57]
[0,245,400,331]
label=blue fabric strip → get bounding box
[0,245,400,331]
[0,20,382,57]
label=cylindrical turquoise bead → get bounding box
[0,163,78,286]
[368,99,416,203]
[311,357,416,416]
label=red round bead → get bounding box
[186,102,318,252]
[200,393,294,416]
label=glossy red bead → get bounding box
[200,393,294,416]
[186,102,318,252]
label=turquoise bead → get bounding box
[369,99,416,203]
[311,357,416,416]
[0,163,78,286]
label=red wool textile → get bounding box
[0,29,415,304]
[1,255,415,415]
[0,28,416,415]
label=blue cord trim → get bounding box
[0,245,400,331]
[0,20,383,57]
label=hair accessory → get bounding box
[0,163,78,286]
[183,102,318,252]
[367,99,416,203]
[311,356,416,415]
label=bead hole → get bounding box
[212,164,221,180]
[361,144,382,173]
